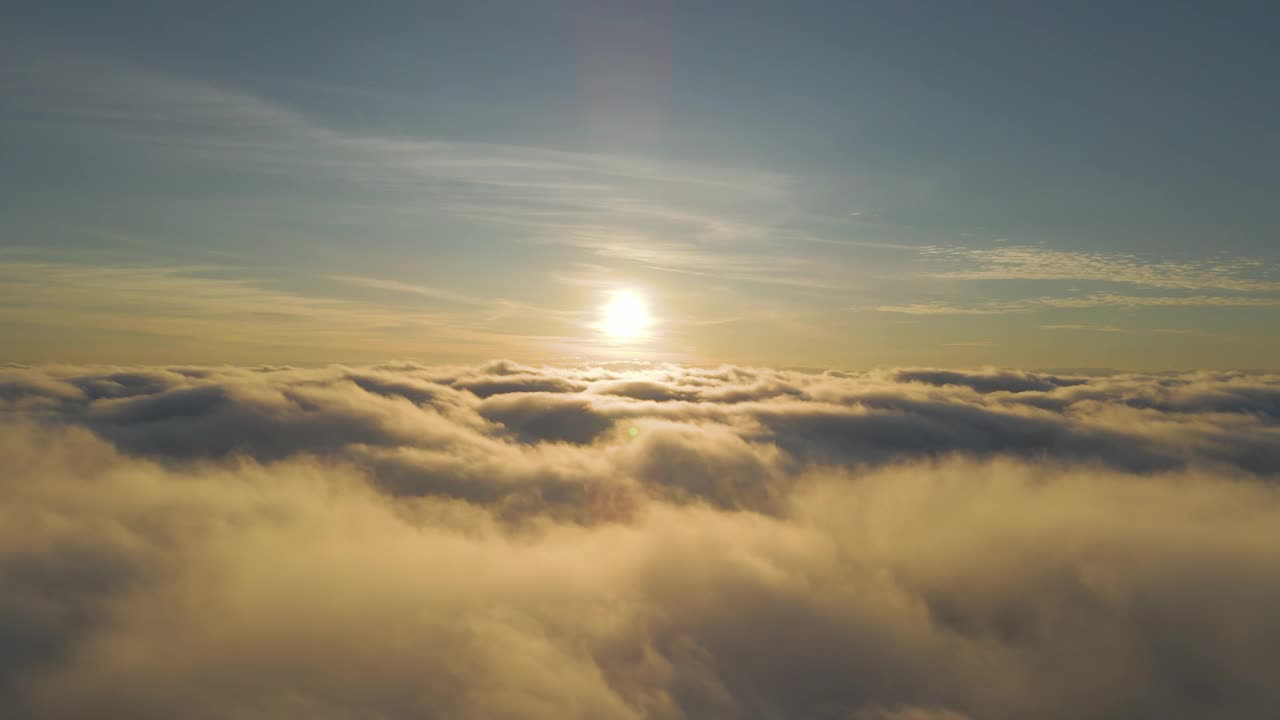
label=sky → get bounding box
[3,1,1279,368]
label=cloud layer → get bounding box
[3,361,1280,718]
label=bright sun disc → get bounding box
[603,291,650,339]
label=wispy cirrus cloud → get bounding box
[923,245,1280,292]
[0,260,587,361]
[872,302,1024,316]
[875,292,1280,315]
[1041,293,1280,308]
[4,53,826,292]
[7,50,1279,367]
[327,275,496,307]
[0,257,743,365]
[884,244,1280,323]
[1041,324,1198,336]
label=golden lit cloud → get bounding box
[2,361,1280,717]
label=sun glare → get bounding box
[603,291,650,339]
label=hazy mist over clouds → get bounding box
[4,361,1280,718]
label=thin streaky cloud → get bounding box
[0,259,582,360]
[1041,293,1280,309]
[328,275,492,307]
[923,245,1280,293]
[6,53,808,282]
[874,293,1280,315]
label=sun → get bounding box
[602,290,651,339]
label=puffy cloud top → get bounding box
[2,361,1280,718]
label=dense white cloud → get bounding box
[3,361,1280,718]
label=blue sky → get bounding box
[3,1,1278,368]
